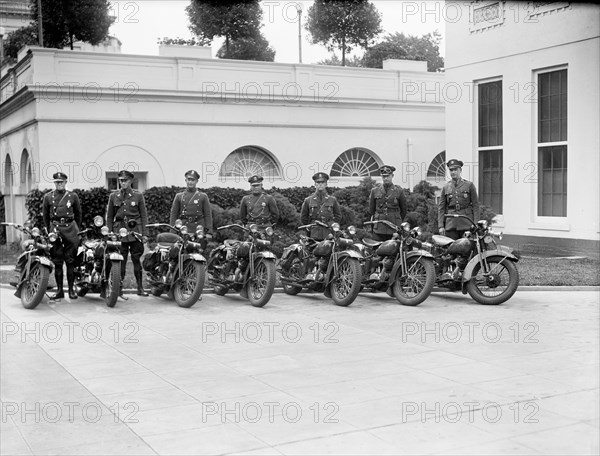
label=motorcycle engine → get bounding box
[318,258,328,272]
[382,257,394,271]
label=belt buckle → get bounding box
[60,217,66,224]
[455,204,460,211]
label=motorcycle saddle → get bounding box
[432,235,454,247]
[224,239,241,247]
[362,238,382,248]
[156,232,181,248]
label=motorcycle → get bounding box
[423,214,520,305]
[2,221,54,309]
[74,215,126,308]
[207,223,276,307]
[279,220,363,307]
[143,220,206,308]
[357,220,436,306]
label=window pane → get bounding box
[539,69,567,143]
[479,81,502,147]
[479,149,503,214]
[538,145,567,216]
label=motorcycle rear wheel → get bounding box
[247,260,276,307]
[21,264,50,310]
[173,260,205,308]
[105,262,121,308]
[330,258,362,307]
[467,258,519,305]
[393,257,435,306]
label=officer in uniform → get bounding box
[170,169,213,234]
[369,165,408,241]
[240,175,279,228]
[300,172,341,241]
[106,170,149,296]
[43,172,82,300]
[438,159,480,240]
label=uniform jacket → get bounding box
[300,191,341,240]
[42,190,82,231]
[170,189,213,232]
[106,189,149,242]
[438,178,480,231]
[240,192,279,226]
[369,184,408,235]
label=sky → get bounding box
[109,0,446,64]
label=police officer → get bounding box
[438,159,480,240]
[240,175,279,228]
[300,172,341,241]
[43,172,82,300]
[369,165,408,241]
[170,169,213,234]
[106,170,149,297]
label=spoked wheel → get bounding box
[173,260,205,308]
[21,264,50,309]
[247,260,276,307]
[282,259,302,295]
[329,258,362,306]
[467,258,519,305]
[105,261,121,308]
[393,257,435,306]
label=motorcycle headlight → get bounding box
[347,225,356,235]
[48,232,58,243]
[249,224,258,233]
[477,220,488,229]
[101,226,109,236]
[256,239,271,248]
[187,241,201,252]
[119,228,128,238]
[265,226,274,236]
[175,219,183,229]
[180,226,188,235]
[331,222,340,232]
[93,215,104,227]
[401,222,410,232]
[337,237,353,247]
[31,227,41,237]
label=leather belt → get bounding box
[52,217,73,224]
[182,215,201,223]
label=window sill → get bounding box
[528,222,571,232]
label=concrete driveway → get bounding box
[1,287,598,455]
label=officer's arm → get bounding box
[42,194,50,231]
[169,194,179,226]
[106,194,114,232]
[139,194,149,237]
[300,199,309,225]
[437,186,447,229]
[73,194,82,228]
[203,194,213,233]
[332,199,342,223]
[270,196,280,224]
[239,196,248,225]
[369,189,376,215]
[471,183,480,222]
[399,189,407,221]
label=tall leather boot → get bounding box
[135,270,148,296]
[66,264,77,300]
[50,268,65,300]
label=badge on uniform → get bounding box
[131,201,136,206]
[463,192,468,198]
[261,202,266,207]
[66,200,71,208]
[194,200,198,204]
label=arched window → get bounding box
[330,148,381,177]
[220,146,282,179]
[4,155,13,192]
[427,151,447,179]
[20,149,32,189]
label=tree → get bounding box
[363,31,444,72]
[157,37,209,47]
[306,0,382,66]
[186,0,263,56]
[216,30,275,61]
[317,54,363,67]
[2,25,38,63]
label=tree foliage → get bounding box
[157,36,209,46]
[317,53,364,67]
[216,30,275,61]
[2,25,39,63]
[306,0,382,66]
[186,0,263,56]
[363,31,444,72]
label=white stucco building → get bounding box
[445,1,599,253]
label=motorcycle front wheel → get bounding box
[247,259,276,307]
[21,264,50,309]
[393,257,435,306]
[173,260,205,308]
[467,258,519,305]
[105,261,121,308]
[330,257,362,307]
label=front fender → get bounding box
[253,251,276,260]
[32,256,54,271]
[463,250,519,280]
[183,253,207,263]
[108,252,124,261]
[335,250,363,260]
[405,249,434,260]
